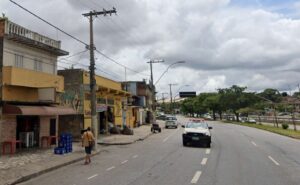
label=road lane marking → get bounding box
[191,171,202,184]
[201,158,208,165]
[163,129,179,143]
[132,155,138,159]
[251,141,257,146]
[87,174,98,180]
[205,149,210,154]
[268,156,280,166]
[121,160,128,164]
[106,166,115,171]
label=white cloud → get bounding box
[2,0,300,93]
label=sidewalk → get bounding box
[0,122,164,185]
[0,143,102,185]
[98,122,164,145]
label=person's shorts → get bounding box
[85,146,92,154]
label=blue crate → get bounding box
[54,147,66,155]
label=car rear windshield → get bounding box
[166,117,177,120]
[186,122,208,129]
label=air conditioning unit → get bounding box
[19,132,34,148]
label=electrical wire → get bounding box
[9,0,149,78]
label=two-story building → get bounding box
[0,17,75,150]
[122,80,155,125]
[58,69,131,136]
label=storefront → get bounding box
[1,104,76,149]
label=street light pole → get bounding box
[154,61,185,85]
[169,83,177,114]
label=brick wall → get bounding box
[0,115,16,141]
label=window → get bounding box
[14,54,23,68]
[34,59,43,72]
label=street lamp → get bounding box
[154,61,185,85]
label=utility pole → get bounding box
[147,59,164,123]
[169,83,177,114]
[162,92,168,112]
[83,8,116,150]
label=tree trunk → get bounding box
[235,112,239,122]
[219,111,223,120]
[212,110,216,120]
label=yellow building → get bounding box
[0,18,75,149]
[58,69,131,134]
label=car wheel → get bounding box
[165,126,168,129]
[183,139,187,146]
[159,128,161,132]
[206,142,211,148]
[175,126,178,129]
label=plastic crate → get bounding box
[54,147,66,155]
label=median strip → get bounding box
[251,141,257,146]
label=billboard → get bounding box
[179,91,196,98]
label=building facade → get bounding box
[0,17,75,150]
[122,81,155,125]
[58,69,131,135]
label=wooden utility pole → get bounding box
[83,8,116,150]
[147,59,164,123]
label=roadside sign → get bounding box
[179,91,196,98]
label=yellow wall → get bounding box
[83,71,122,90]
[2,66,64,92]
[2,86,38,102]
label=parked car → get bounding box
[182,120,212,147]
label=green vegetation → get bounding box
[224,121,300,139]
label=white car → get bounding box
[182,120,212,147]
[165,116,178,129]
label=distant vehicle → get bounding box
[165,116,178,128]
[182,120,212,147]
[165,120,178,128]
[241,117,256,124]
[156,114,166,120]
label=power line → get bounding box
[10,0,149,78]
[9,0,88,47]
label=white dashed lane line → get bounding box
[251,141,257,146]
[268,156,280,166]
[106,166,115,171]
[201,158,208,165]
[87,174,98,180]
[205,149,211,154]
[132,155,138,159]
[121,160,128,164]
[163,129,179,143]
[191,171,202,184]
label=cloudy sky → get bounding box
[2,0,300,99]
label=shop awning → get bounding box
[3,104,77,116]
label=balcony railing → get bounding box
[4,20,61,49]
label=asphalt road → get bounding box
[19,116,300,185]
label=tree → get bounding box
[218,85,255,122]
[258,88,282,103]
[203,93,223,120]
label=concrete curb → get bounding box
[9,150,101,185]
[98,132,154,145]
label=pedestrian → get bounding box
[82,127,95,165]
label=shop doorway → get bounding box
[50,119,56,144]
[99,111,106,134]
[16,116,40,148]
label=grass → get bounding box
[223,121,300,139]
